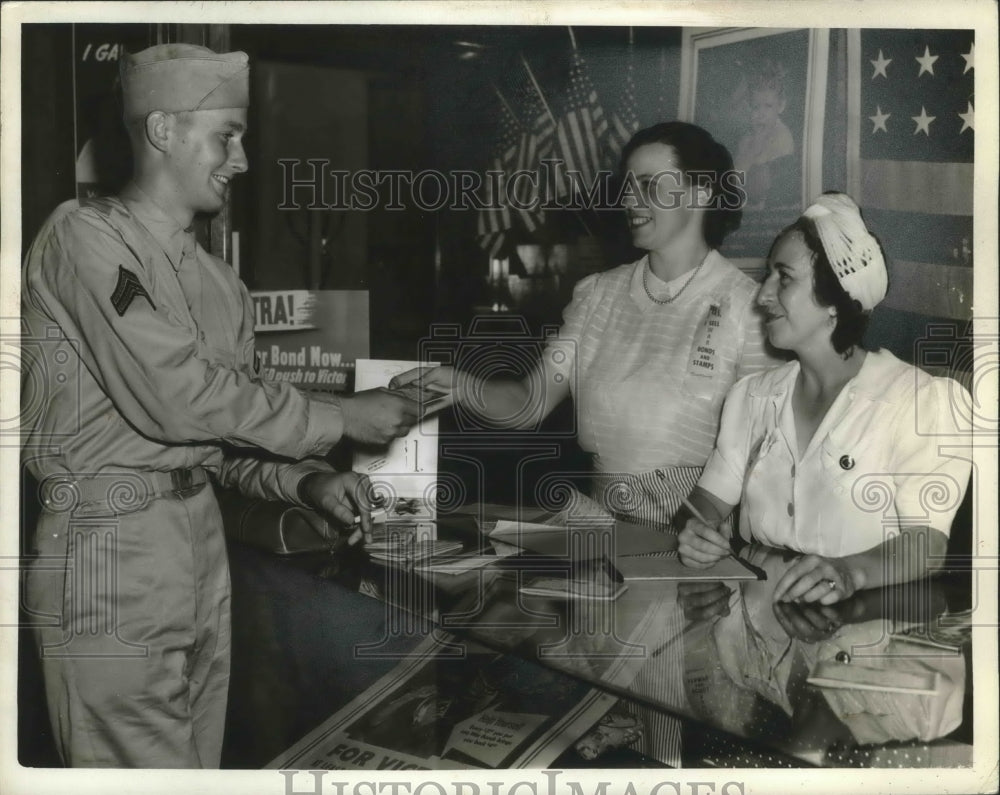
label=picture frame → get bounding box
[679,27,830,271]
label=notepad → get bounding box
[519,576,628,601]
[504,554,628,601]
[613,551,759,582]
[486,518,676,559]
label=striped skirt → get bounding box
[591,465,704,530]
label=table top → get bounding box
[223,504,974,770]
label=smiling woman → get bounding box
[678,192,972,605]
[758,232,838,356]
[391,121,781,528]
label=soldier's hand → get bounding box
[297,471,375,546]
[340,388,419,445]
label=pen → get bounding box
[655,469,711,526]
[656,469,732,558]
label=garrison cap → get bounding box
[120,44,249,119]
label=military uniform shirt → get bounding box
[21,185,342,501]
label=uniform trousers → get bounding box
[25,481,230,767]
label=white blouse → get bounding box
[546,251,775,476]
[698,350,972,556]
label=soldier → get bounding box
[20,43,418,767]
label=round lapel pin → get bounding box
[839,455,855,470]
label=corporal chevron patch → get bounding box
[111,265,156,316]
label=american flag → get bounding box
[476,96,518,258]
[555,47,610,198]
[476,70,557,254]
[605,42,640,167]
[850,30,974,321]
[508,70,556,232]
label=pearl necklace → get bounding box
[642,254,708,305]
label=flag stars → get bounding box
[912,106,936,136]
[915,45,938,77]
[870,49,892,79]
[869,105,890,134]
[961,42,975,74]
[958,101,974,133]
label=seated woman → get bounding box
[678,192,972,603]
[392,122,777,527]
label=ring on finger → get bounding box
[825,578,837,591]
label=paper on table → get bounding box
[368,539,463,564]
[519,577,628,601]
[415,555,503,575]
[488,518,676,557]
[489,520,567,536]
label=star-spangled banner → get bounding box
[861,30,973,163]
[605,42,640,168]
[475,64,560,254]
[475,96,518,255]
[854,29,974,301]
[850,29,975,322]
[554,47,609,198]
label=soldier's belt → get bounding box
[39,467,210,514]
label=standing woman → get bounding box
[393,122,777,527]
[679,193,972,602]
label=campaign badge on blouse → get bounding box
[686,302,724,378]
[839,455,855,470]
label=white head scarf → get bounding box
[801,192,888,311]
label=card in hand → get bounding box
[389,382,449,411]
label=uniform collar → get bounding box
[119,182,197,272]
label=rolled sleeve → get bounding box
[25,209,342,459]
[698,377,755,505]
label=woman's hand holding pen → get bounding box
[677,516,731,568]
